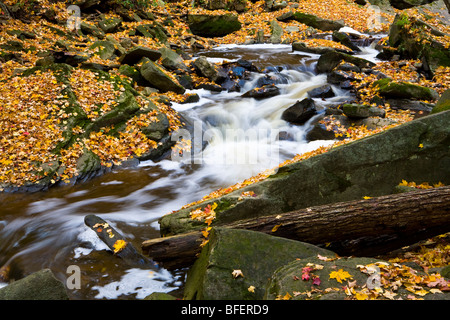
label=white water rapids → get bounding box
[0,43,381,299]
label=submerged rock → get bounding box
[241,84,281,99]
[281,98,318,124]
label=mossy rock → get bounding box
[0,269,68,300]
[183,228,336,300]
[265,257,380,300]
[388,13,450,73]
[292,12,344,31]
[140,59,186,94]
[89,40,116,60]
[431,89,450,114]
[188,14,241,37]
[374,78,439,100]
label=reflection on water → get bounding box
[0,44,359,299]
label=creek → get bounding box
[0,42,381,299]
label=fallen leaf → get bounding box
[232,269,244,278]
[329,269,353,284]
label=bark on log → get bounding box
[142,186,450,270]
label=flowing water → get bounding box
[0,43,381,299]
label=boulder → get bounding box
[135,23,168,44]
[269,19,283,44]
[388,13,450,73]
[285,11,344,31]
[387,99,434,112]
[292,42,346,55]
[307,84,335,99]
[281,98,318,124]
[80,21,105,39]
[89,40,116,60]
[332,31,361,52]
[118,46,162,65]
[159,111,450,236]
[183,228,336,300]
[241,84,281,100]
[388,0,439,9]
[188,14,241,37]
[316,51,375,74]
[98,16,123,33]
[0,269,69,300]
[431,89,450,114]
[342,104,386,119]
[192,56,219,82]
[140,59,186,94]
[374,78,439,101]
[159,47,189,72]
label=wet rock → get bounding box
[140,59,186,94]
[188,13,241,37]
[342,103,386,119]
[281,98,318,124]
[241,84,281,100]
[118,46,162,65]
[0,269,68,300]
[306,120,337,141]
[183,228,335,300]
[327,69,358,86]
[308,84,335,99]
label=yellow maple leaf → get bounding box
[113,239,127,254]
[355,292,369,300]
[329,269,353,283]
[248,286,256,293]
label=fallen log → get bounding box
[142,186,450,270]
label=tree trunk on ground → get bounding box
[142,186,450,270]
